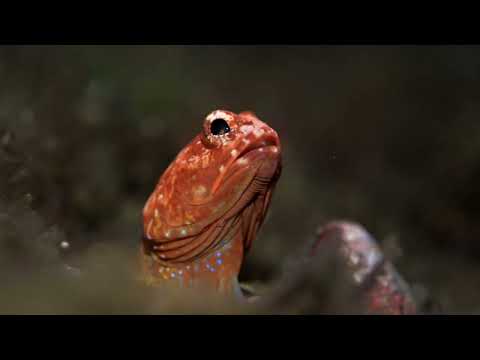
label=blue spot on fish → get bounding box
[216,259,223,265]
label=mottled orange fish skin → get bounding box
[141,110,282,298]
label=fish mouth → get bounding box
[234,133,281,162]
[210,133,281,195]
[227,135,282,193]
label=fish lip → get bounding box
[235,135,280,161]
[210,138,280,195]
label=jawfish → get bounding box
[141,110,282,298]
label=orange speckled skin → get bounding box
[141,110,281,297]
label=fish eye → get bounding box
[210,118,231,136]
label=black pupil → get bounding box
[210,118,230,136]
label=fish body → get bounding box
[141,110,281,297]
[312,221,417,314]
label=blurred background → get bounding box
[0,45,479,314]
